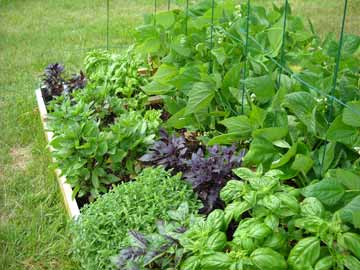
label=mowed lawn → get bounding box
[0,0,359,269]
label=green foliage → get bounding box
[134,0,360,184]
[47,49,162,198]
[70,166,201,270]
[176,167,360,270]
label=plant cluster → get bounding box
[136,0,360,183]
[115,167,360,270]
[41,63,87,101]
[70,167,201,270]
[46,49,160,199]
[39,1,360,270]
[140,130,245,213]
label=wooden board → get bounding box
[35,89,80,219]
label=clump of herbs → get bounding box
[139,129,190,172]
[184,145,246,214]
[41,63,65,101]
[41,63,86,102]
[70,167,201,270]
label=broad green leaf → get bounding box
[300,197,324,217]
[339,195,360,227]
[288,237,320,268]
[342,34,360,55]
[267,17,284,57]
[202,252,233,270]
[252,127,288,142]
[171,34,192,57]
[184,82,215,115]
[244,137,278,169]
[207,210,225,231]
[223,63,242,91]
[232,167,256,181]
[314,256,333,270]
[271,143,297,169]
[263,232,287,250]
[142,80,174,95]
[207,133,243,145]
[327,116,360,146]
[251,248,287,270]
[317,142,336,175]
[166,108,194,129]
[302,178,345,206]
[291,154,314,173]
[153,64,178,84]
[344,255,360,270]
[206,231,227,251]
[248,223,272,240]
[220,180,244,203]
[283,91,317,133]
[343,101,360,127]
[338,232,360,259]
[225,201,250,222]
[264,215,279,230]
[249,105,267,128]
[333,169,360,190]
[211,47,227,65]
[181,255,201,270]
[220,115,253,135]
[155,11,175,28]
[243,75,275,103]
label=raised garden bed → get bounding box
[35,88,80,219]
[36,1,360,270]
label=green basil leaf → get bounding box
[220,180,244,203]
[344,255,360,270]
[248,223,272,240]
[206,231,227,251]
[338,232,360,259]
[314,256,333,270]
[225,201,251,222]
[300,197,324,217]
[201,252,233,270]
[181,255,201,270]
[288,237,320,268]
[251,248,287,270]
[206,210,225,231]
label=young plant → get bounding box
[41,63,65,101]
[183,145,245,214]
[139,129,190,172]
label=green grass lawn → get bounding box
[0,0,359,269]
